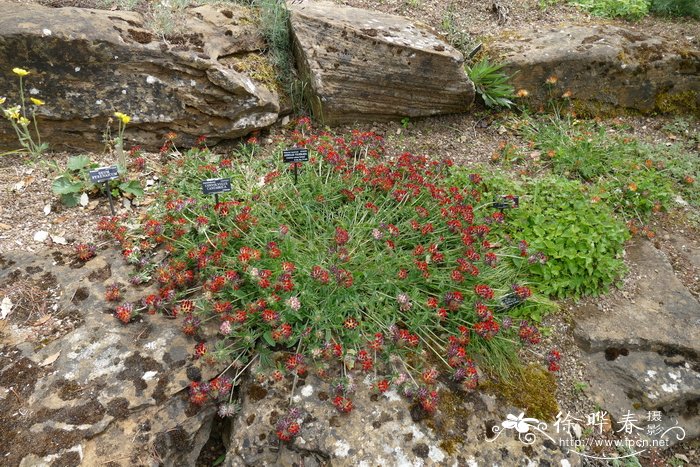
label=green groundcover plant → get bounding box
[474,173,630,299]
[99,118,559,434]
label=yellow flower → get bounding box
[18,116,30,126]
[30,98,45,106]
[0,97,5,105]
[12,67,30,77]
[545,75,558,85]
[516,89,529,98]
[114,111,131,125]
[4,105,21,120]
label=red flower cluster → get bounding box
[518,320,542,345]
[276,408,303,441]
[547,349,562,372]
[332,396,353,413]
[115,302,134,324]
[474,284,494,300]
[75,243,96,262]
[105,284,121,302]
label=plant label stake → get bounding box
[201,178,232,205]
[500,293,524,311]
[89,166,119,215]
[493,195,519,211]
[283,148,309,185]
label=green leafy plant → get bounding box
[568,0,650,19]
[521,117,677,222]
[650,0,700,18]
[1,67,48,158]
[487,176,629,298]
[466,59,517,109]
[52,155,143,207]
[573,381,588,393]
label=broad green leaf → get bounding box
[52,176,84,195]
[60,193,79,207]
[119,180,144,197]
[67,155,91,171]
[262,330,275,347]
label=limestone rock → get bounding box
[0,2,279,151]
[0,248,216,466]
[574,239,700,444]
[288,0,475,125]
[225,367,579,466]
[495,25,700,115]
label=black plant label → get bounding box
[501,293,523,310]
[283,148,309,163]
[493,195,519,210]
[201,178,232,195]
[89,166,119,183]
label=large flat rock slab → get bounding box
[0,2,279,151]
[495,25,700,115]
[288,0,475,124]
[0,248,216,466]
[224,371,579,466]
[574,239,700,358]
[573,239,700,445]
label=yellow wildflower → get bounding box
[12,67,30,77]
[4,105,21,120]
[545,75,558,85]
[516,89,529,98]
[0,97,5,105]
[30,98,45,106]
[114,111,131,125]
[561,90,572,99]
[18,116,30,126]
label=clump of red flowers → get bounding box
[276,408,303,441]
[547,349,562,372]
[100,117,555,427]
[75,243,96,262]
[105,284,121,302]
[115,302,134,324]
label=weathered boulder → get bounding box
[0,2,279,151]
[288,0,475,125]
[574,239,700,444]
[0,248,218,466]
[225,368,580,466]
[494,25,700,115]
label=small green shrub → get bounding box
[466,59,517,109]
[487,176,629,298]
[650,0,700,18]
[521,117,677,221]
[52,155,143,207]
[569,0,650,19]
[101,119,563,425]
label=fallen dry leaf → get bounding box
[33,315,52,326]
[40,351,61,367]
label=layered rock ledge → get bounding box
[288,0,475,124]
[0,2,279,150]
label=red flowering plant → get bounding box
[102,117,556,432]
